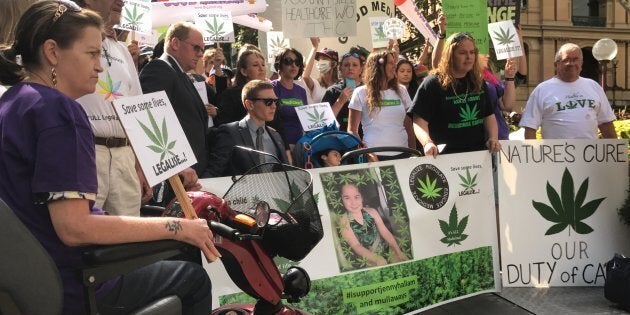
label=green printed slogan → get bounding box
[381,99,401,107]
[280,98,304,107]
[342,276,417,313]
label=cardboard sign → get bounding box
[498,139,630,287]
[195,10,234,43]
[281,0,357,38]
[295,102,338,131]
[442,0,489,54]
[369,16,389,49]
[112,91,197,186]
[117,0,152,34]
[266,31,290,64]
[488,20,523,60]
[487,0,521,25]
[201,151,500,313]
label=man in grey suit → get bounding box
[206,80,288,177]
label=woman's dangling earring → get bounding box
[51,67,57,87]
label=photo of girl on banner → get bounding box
[320,166,413,271]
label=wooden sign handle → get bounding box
[168,175,197,219]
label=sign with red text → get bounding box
[498,139,629,287]
[113,91,196,186]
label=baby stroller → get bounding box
[293,123,363,169]
[162,160,323,315]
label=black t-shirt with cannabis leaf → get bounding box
[410,75,493,154]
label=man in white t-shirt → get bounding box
[520,43,616,139]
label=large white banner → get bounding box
[200,151,500,313]
[498,139,630,287]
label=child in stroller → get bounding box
[293,123,363,169]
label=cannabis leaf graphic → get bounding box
[417,174,442,200]
[374,24,386,40]
[458,169,478,190]
[492,27,515,46]
[459,104,479,121]
[439,205,469,246]
[532,168,605,235]
[137,108,176,161]
[205,17,225,39]
[270,36,289,55]
[565,102,578,110]
[306,108,326,124]
[123,5,144,28]
[97,72,123,101]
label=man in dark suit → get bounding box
[206,80,288,177]
[139,22,209,177]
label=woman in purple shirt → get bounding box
[0,1,219,314]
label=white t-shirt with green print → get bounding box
[348,85,412,153]
[520,77,615,139]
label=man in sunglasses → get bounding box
[206,80,288,177]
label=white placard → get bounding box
[295,102,338,131]
[281,0,357,38]
[233,14,273,32]
[266,31,290,64]
[117,0,152,34]
[488,20,523,60]
[112,91,197,186]
[499,139,630,287]
[369,16,389,49]
[151,0,267,28]
[195,10,234,43]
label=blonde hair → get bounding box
[432,32,484,93]
[0,0,38,44]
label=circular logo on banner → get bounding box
[383,18,405,40]
[409,164,449,210]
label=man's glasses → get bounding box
[282,58,302,67]
[249,98,280,106]
[52,0,81,23]
[182,41,204,54]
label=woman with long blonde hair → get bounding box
[410,32,499,157]
[347,50,414,161]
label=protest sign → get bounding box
[369,16,389,49]
[487,0,521,24]
[394,0,438,46]
[200,151,501,313]
[498,139,630,287]
[296,103,338,131]
[488,20,523,60]
[281,0,357,38]
[233,14,273,32]
[112,91,197,187]
[117,0,152,34]
[442,0,488,54]
[266,31,290,64]
[195,11,234,43]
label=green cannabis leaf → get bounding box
[532,168,605,235]
[374,24,386,40]
[417,174,442,200]
[123,5,144,27]
[205,17,225,39]
[137,108,176,161]
[270,36,289,52]
[458,169,478,190]
[439,205,469,246]
[459,103,479,121]
[306,108,326,124]
[492,27,515,46]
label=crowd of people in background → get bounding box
[0,0,619,313]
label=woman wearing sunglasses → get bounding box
[269,48,308,155]
[0,1,218,313]
[348,50,415,161]
[322,49,365,133]
[409,32,500,157]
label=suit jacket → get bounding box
[139,55,208,175]
[206,118,287,177]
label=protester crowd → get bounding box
[0,0,619,314]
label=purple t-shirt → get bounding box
[485,80,509,140]
[272,80,308,145]
[0,83,99,314]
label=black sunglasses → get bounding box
[182,41,204,54]
[282,58,302,67]
[249,98,280,106]
[53,0,81,23]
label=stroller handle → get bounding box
[340,146,423,164]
